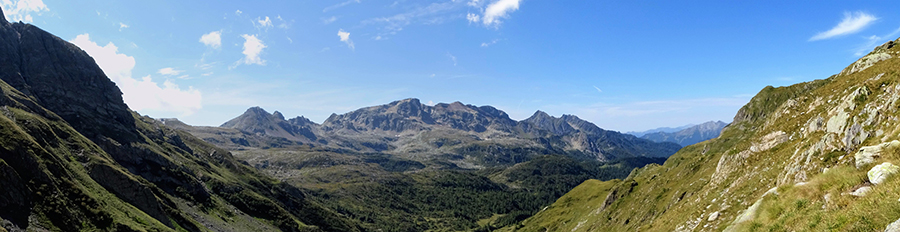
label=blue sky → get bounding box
[3,0,900,132]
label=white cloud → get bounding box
[481,0,520,27]
[235,10,242,16]
[255,16,273,30]
[467,0,481,7]
[119,22,129,31]
[810,12,877,41]
[1,0,48,23]
[466,13,480,23]
[199,30,222,49]
[338,29,354,50]
[157,67,182,76]
[238,34,266,65]
[593,86,602,93]
[69,34,202,116]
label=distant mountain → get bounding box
[639,121,728,146]
[221,106,320,143]
[522,111,682,159]
[197,99,681,163]
[0,8,359,231]
[168,99,682,230]
[626,124,695,137]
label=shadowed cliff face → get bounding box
[0,7,361,232]
[0,19,135,142]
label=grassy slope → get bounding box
[0,77,360,231]
[510,40,900,231]
[0,80,173,231]
[232,145,664,232]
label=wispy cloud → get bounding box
[324,0,361,12]
[322,16,338,24]
[338,29,354,50]
[254,16,273,30]
[364,1,461,39]
[276,15,293,29]
[235,10,242,16]
[480,39,500,47]
[593,86,602,93]
[157,67,183,76]
[447,52,457,66]
[118,22,129,31]
[810,11,877,41]
[853,26,900,56]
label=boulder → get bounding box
[850,186,872,197]
[886,217,900,232]
[855,141,900,168]
[708,211,720,221]
[869,162,900,185]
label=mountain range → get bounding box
[639,121,729,147]
[164,98,683,230]
[179,98,681,164]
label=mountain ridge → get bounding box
[207,98,681,162]
[505,36,900,232]
[640,120,728,146]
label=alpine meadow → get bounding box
[3,1,900,232]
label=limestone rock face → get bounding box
[868,162,900,185]
[855,141,900,168]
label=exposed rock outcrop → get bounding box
[868,162,900,185]
[855,141,900,168]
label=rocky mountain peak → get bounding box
[523,111,575,136]
[272,110,285,120]
[390,98,427,117]
[0,13,135,141]
[528,110,552,120]
[221,106,276,128]
[0,7,6,24]
[288,115,317,126]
